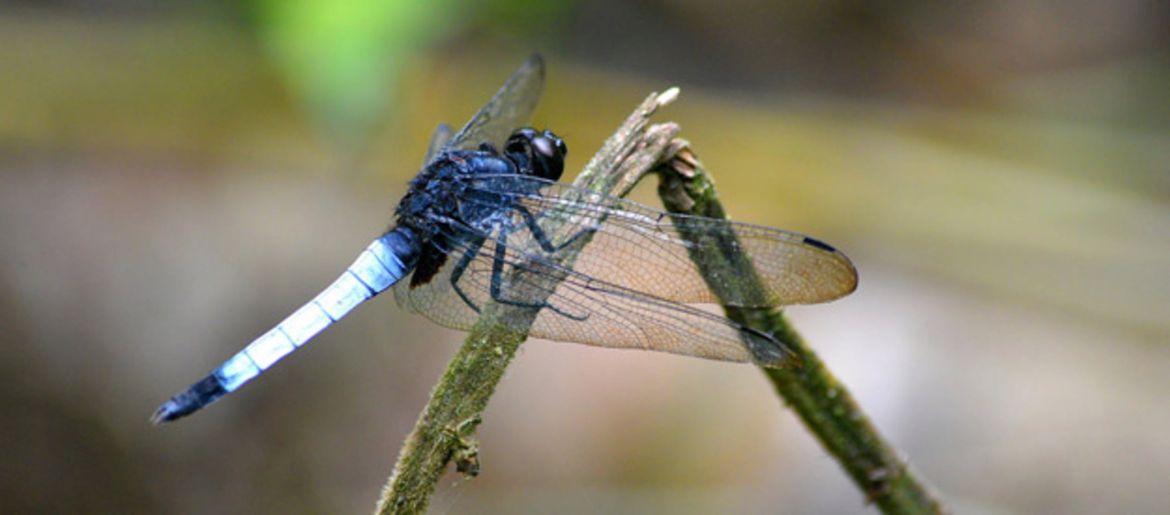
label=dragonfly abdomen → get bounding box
[151,228,420,423]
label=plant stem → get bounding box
[655,144,947,514]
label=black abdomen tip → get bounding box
[150,375,228,425]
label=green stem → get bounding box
[655,144,947,514]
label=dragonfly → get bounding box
[152,54,858,424]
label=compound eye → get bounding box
[532,136,556,159]
[505,139,526,154]
[512,127,537,142]
[542,130,567,156]
[504,127,538,154]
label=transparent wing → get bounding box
[456,174,859,308]
[392,222,781,364]
[444,54,545,153]
[422,123,454,166]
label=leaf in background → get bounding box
[252,0,462,149]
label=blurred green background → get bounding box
[2,1,1168,514]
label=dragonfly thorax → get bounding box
[395,149,516,242]
[396,128,567,245]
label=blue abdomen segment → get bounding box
[151,228,419,423]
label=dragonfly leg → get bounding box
[514,204,594,253]
[449,235,487,314]
[488,226,588,321]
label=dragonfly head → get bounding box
[504,128,567,181]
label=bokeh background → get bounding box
[2,1,1168,514]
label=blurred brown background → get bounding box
[1,1,1168,514]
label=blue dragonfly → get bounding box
[152,55,858,423]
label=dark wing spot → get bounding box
[409,245,449,288]
[802,236,837,253]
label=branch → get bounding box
[655,144,947,514]
[374,89,682,515]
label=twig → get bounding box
[655,144,947,514]
[374,89,682,515]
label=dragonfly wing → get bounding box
[445,54,545,153]
[422,123,454,166]
[391,237,485,332]
[393,225,781,364]
[458,174,859,308]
